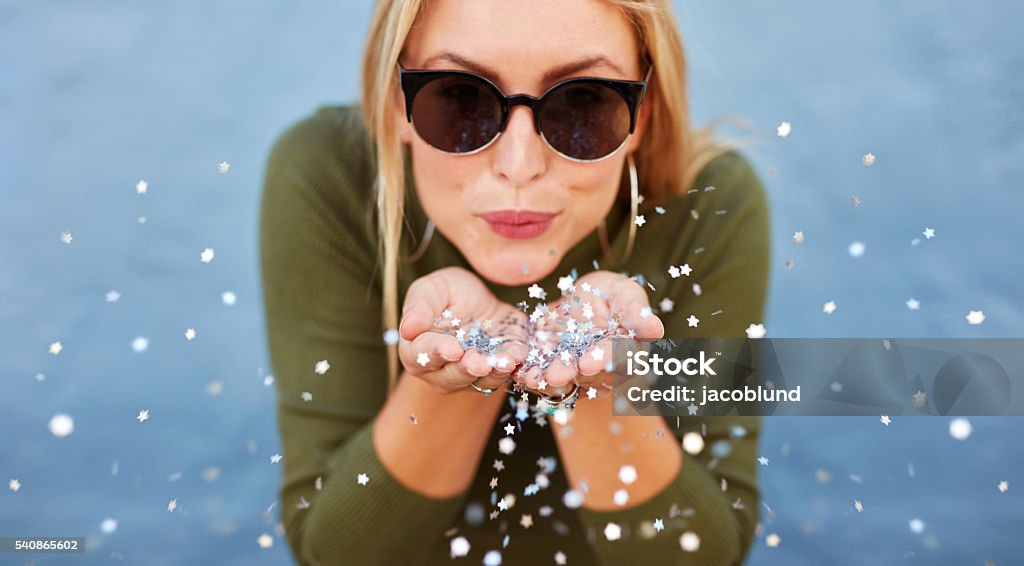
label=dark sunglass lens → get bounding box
[540,82,631,160]
[411,74,503,153]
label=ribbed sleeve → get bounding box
[572,149,771,565]
[259,106,470,565]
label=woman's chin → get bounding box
[467,250,563,288]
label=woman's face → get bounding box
[397,0,651,286]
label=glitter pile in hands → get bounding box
[430,271,635,400]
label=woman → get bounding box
[259,0,770,564]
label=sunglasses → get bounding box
[398,59,652,162]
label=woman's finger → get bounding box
[543,356,577,388]
[399,331,464,372]
[578,341,611,376]
[399,276,453,341]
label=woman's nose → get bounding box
[491,106,546,187]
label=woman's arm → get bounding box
[374,370,506,498]
[553,149,771,565]
[261,107,499,565]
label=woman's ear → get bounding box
[395,105,413,144]
[626,89,654,153]
[390,87,414,144]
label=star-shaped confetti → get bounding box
[653,518,664,532]
[880,415,891,426]
[356,473,369,486]
[132,336,149,353]
[49,341,63,355]
[823,300,837,315]
[136,409,149,423]
[776,121,791,137]
[618,465,637,485]
[635,215,646,227]
[912,390,926,407]
[136,179,149,194]
[949,418,972,440]
[167,499,177,512]
[906,298,920,310]
[528,284,546,299]
[60,231,73,244]
[765,533,781,547]
[659,298,674,312]
[758,456,769,466]
[793,231,804,244]
[586,387,598,400]
[499,437,516,455]
[520,514,533,528]
[686,314,699,327]
[504,423,516,436]
[417,352,430,367]
[200,247,215,263]
[922,227,935,239]
[687,403,698,415]
[745,323,767,339]
[854,500,864,512]
[590,347,604,361]
[49,414,74,437]
[184,328,196,341]
[106,290,121,303]
[848,241,865,257]
[555,551,567,565]
[217,161,231,174]
[613,489,629,506]
[862,153,875,166]
[450,537,470,558]
[966,310,985,325]
[270,453,283,464]
[680,531,700,552]
[301,392,313,402]
[314,360,330,374]
[604,522,622,541]
[9,479,21,492]
[998,481,1009,493]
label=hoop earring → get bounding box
[597,153,639,268]
[401,219,435,263]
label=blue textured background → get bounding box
[1,1,1021,564]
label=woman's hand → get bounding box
[398,267,528,394]
[520,270,665,394]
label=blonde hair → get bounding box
[361,0,745,394]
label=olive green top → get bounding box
[259,104,771,565]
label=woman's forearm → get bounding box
[550,390,682,510]
[374,370,507,498]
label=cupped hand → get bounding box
[517,270,664,395]
[398,267,528,394]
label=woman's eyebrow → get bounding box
[420,51,627,84]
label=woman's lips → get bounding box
[479,209,559,240]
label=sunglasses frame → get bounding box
[398,56,653,163]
